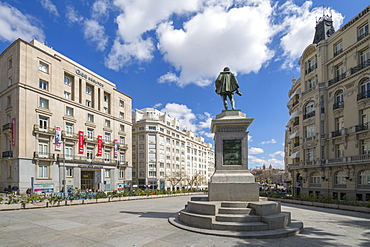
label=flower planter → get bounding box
[324,203,339,209]
[25,202,47,209]
[96,198,109,203]
[338,205,354,211]
[301,201,313,206]
[312,202,325,207]
[83,199,95,204]
[353,206,370,213]
[0,203,21,210]
[70,199,83,205]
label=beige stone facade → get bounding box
[285,5,370,201]
[132,108,214,190]
[0,39,132,193]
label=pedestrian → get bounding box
[4,187,8,195]
[26,188,32,196]
[11,185,18,195]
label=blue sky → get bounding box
[0,0,369,169]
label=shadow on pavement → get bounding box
[119,210,174,218]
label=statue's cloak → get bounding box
[215,71,239,95]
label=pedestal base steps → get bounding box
[169,197,303,238]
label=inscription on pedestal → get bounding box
[223,139,242,165]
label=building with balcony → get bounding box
[0,39,132,193]
[285,5,370,201]
[132,108,214,190]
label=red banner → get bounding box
[11,118,15,145]
[97,135,102,156]
[78,131,84,153]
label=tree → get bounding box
[165,171,185,191]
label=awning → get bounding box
[287,98,293,107]
[290,151,300,159]
[289,88,301,99]
[289,111,299,119]
[289,131,299,139]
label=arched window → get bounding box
[310,172,321,184]
[335,171,347,184]
[304,101,315,119]
[333,90,344,109]
[358,78,370,100]
[359,170,370,185]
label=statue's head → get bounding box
[223,67,230,72]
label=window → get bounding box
[360,48,370,68]
[359,170,370,185]
[105,119,110,127]
[38,140,48,157]
[119,153,125,163]
[310,172,321,184]
[103,107,108,113]
[306,77,317,90]
[65,145,73,160]
[105,169,110,178]
[149,171,156,177]
[335,116,344,131]
[66,107,73,116]
[86,85,92,94]
[39,80,48,90]
[87,128,94,140]
[104,151,111,163]
[104,94,109,102]
[86,100,91,107]
[149,153,156,159]
[64,76,71,86]
[148,135,156,142]
[139,135,144,141]
[334,41,343,56]
[119,100,124,107]
[334,90,344,109]
[66,123,73,136]
[7,95,11,106]
[87,114,94,122]
[304,101,315,119]
[8,77,12,86]
[149,126,156,130]
[120,125,124,132]
[38,165,49,178]
[39,116,48,130]
[361,139,370,155]
[39,98,48,108]
[359,78,370,99]
[104,133,111,143]
[335,144,345,158]
[335,64,345,80]
[305,148,315,161]
[119,112,124,119]
[139,144,144,149]
[66,167,73,177]
[119,168,125,179]
[119,136,125,145]
[87,148,93,161]
[358,23,369,41]
[39,62,49,73]
[304,124,315,138]
[8,58,12,68]
[64,91,71,99]
[139,127,144,131]
[335,171,347,184]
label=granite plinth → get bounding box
[208,182,259,202]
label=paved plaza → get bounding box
[0,195,369,247]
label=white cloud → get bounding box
[158,72,179,84]
[66,5,83,23]
[248,155,284,169]
[249,147,264,155]
[269,151,284,158]
[92,0,111,21]
[40,0,59,17]
[152,103,162,109]
[156,1,276,87]
[160,103,198,132]
[83,19,108,51]
[0,2,45,42]
[248,135,253,142]
[278,1,344,69]
[261,139,276,145]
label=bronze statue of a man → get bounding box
[215,67,242,110]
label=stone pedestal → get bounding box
[208,110,259,201]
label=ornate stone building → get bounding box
[0,39,132,193]
[285,6,370,201]
[132,108,214,190]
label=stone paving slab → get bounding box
[0,195,369,246]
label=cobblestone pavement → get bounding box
[0,195,369,247]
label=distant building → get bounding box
[285,5,370,201]
[132,108,214,190]
[0,39,132,193]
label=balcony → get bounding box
[57,154,117,166]
[118,161,129,167]
[293,120,299,126]
[328,73,346,86]
[33,125,55,135]
[355,123,368,132]
[2,151,13,158]
[2,123,12,131]
[331,130,341,138]
[357,30,369,41]
[119,144,129,150]
[33,152,55,160]
[293,142,300,147]
[334,184,347,189]
[357,90,370,101]
[351,58,370,75]
[333,101,344,110]
[303,111,315,120]
[305,63,317,75]
[62,131,78,139]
